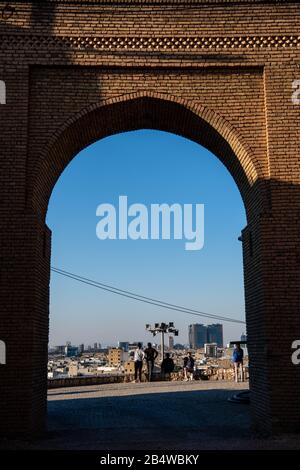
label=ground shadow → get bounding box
[46,388,251,449]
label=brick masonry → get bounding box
[0,0,300,436]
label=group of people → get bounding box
[133,342,245,383]
[133,342,175,382]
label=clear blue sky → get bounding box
[47,130,247,348]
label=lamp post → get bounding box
[145,322,179,359]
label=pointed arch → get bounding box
[29,91,264,221]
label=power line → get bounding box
[52,267,239,322]
[51,266,245,325]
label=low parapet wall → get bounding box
[48,367,249,389]
[48,375,125,389]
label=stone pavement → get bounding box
[1,380,300,450]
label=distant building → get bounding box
[207,324,223,348]
[188,323,224,349]
[204,343,218,358]
[108,348,128,366]
[188,324,207,349]
[241,332,247,342]
[195,348,205,361]
[78,344,85,354]
[97,366,120,375]
[54,345,65,355]
[128,342,143,353]
[124,360,135,375]
[65,344,79,357]
[168,336,174,350]
[240,333,248,356]
[173,343,184,350]
[118,341,129,352]
[68,363,79,377]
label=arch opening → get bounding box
[46,127,249,446]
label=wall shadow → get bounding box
[45,388,251,449]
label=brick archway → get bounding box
[30,91,262,221]
[1,0,300,438]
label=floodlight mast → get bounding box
[145,322,179,359]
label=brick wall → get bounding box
[0,0,300,436]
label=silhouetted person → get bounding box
[161,353,174,380]
[144,342,158,381]
[183,352,195,381]
[232,343,244,382]
[133,343,144,383]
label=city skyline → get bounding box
[49,320,245,350]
